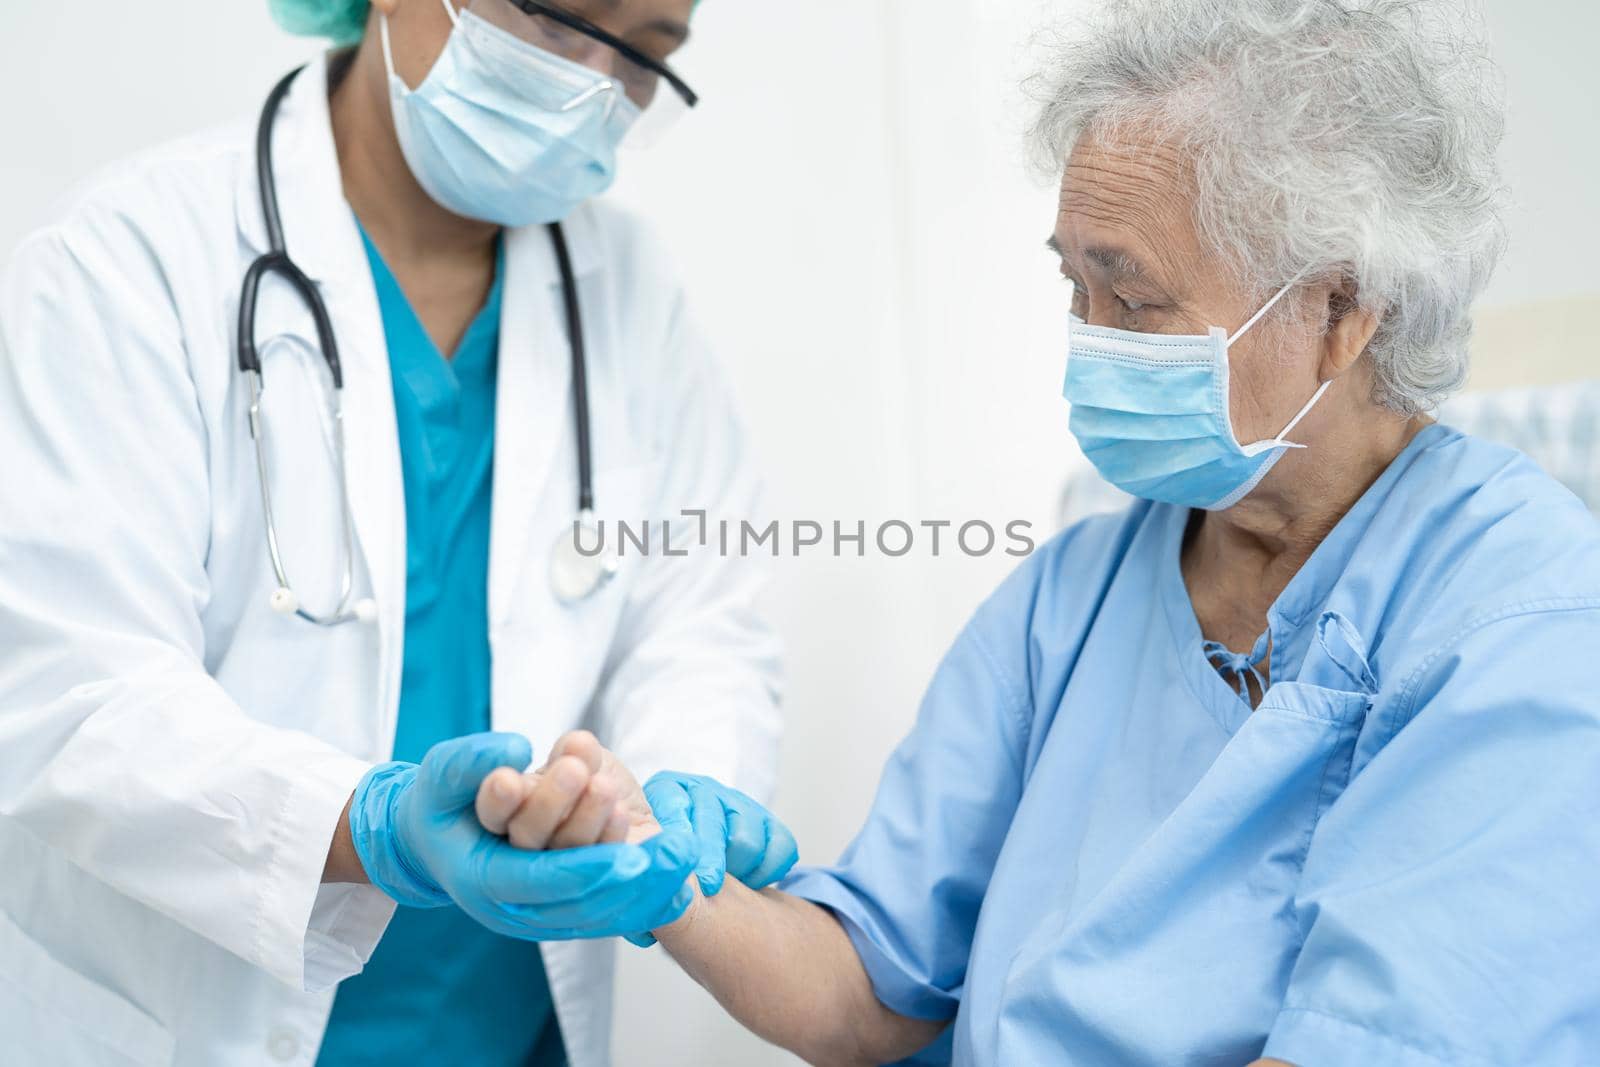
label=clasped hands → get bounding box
[349,731,797,942]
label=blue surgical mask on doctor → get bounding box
[1062,276,1331,511]
[381,0,640,227]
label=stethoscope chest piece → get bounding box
[549,510,620,605]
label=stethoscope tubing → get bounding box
[240,64,600,624]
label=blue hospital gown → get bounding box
[784,424,1600,1066]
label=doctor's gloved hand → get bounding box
[476,732,736,947]
[349,732,700,940]
[643,771,799,899]
[615,771,798,949]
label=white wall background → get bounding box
[2,2,1595,1065]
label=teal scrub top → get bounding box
[784,424,1600,1066]
[318,228,563,1067]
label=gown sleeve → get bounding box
[1263,602,1600,1067]
[780,548,1056,1023]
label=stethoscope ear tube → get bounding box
[238,253,343,388]
[546,223,618,603]
[255,68,299,258]
[546,221,594,515]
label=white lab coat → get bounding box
[0,54,780,1067]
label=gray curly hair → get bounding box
[1028,0,1508,414]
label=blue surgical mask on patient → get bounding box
[381,0,639,227]
[1061,277,1331,510]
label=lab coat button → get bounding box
[266,1028,300,1061]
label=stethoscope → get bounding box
[238,66,618,626]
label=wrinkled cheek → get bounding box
[1227,343,1307,444]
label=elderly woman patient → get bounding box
[484,0,1600,1063]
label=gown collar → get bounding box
[1158,423,1451,730]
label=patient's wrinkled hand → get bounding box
[474,730,659,851]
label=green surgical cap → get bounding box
[268,0,698,46]
[268,0,371,46]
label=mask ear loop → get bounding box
[1227,269,1308,347]
[1227,269,1332,452]
[379,13,403,84]
[1267,378,1333,449]
[381,0,461,86]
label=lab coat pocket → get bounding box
[0,910,174,1067]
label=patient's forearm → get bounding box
[655,880,945,1066]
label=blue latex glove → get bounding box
[350,732,699,940]
[644,772,800,896]
[624,771,799,948]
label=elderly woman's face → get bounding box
[1052,132,1331,450]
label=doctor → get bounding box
[0,0,780,1064]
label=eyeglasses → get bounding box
[470,0,698,144]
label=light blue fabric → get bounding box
[784,423,1600,1066]
[384,8,638,227]
[1061,280,1327,511]
[320,229,564,1066]
[645,771,800,897]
